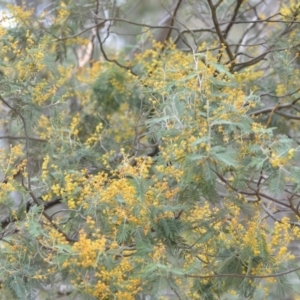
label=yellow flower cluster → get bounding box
[32,80,57,104]
[280,1,300,20]
[70,113,80,137]
[75,61,101,84]
[72,229,106,268]
[241,216,264,256]
[84,122,103,148]
[152,242,166,261]
[55,1,70,23]
[42,155,50,181]
[7,4,34,22]
[37,115,52,139]
[106,103,137,145]
[270,148,294,168]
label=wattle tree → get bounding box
[0,0,300,299]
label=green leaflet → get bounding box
[211,147,238,167]
[268,168,286,195]
[191,136,211,147]
[209,61,234,80]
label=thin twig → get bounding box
[207,0,234,65]
[56,21,105,41]
[0,95,31,189]
[186,265,300,279]
[0,135,47,142]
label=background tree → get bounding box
[1,0,300,299]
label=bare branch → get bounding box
[223,0,244,40]
[56,21,105,41]
[163,0,183,42]
[0,135,47,142]
[0,96,31,189]
[186,265,300,279]
[207,0,234,66]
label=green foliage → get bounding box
[1,0,300,299]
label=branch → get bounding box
[95,17,137,75]
[0,135,47,142]
[275,110,300,120]
[250,96,300,116]
[186,265,300,279]
[163,0,183,42]
[207,0,234,66]
[234,41,300,72]
[233,50,269,71]
[217,13,300,25]
[260,87,300,99]
[56,21,105,41]
[93,17,177,30]
[25,186,78,243]
[0,96,31,190]
[223,0,244,40]
[216,172,291,209]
